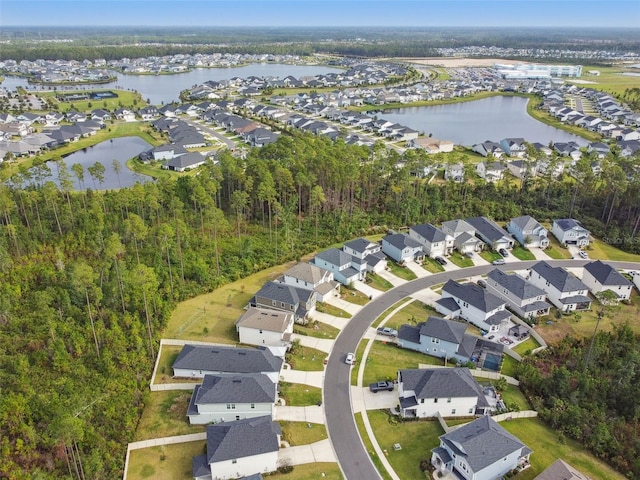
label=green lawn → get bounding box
[134,390,204,441]
[39,88,146,112]
[268,463,343,480]
[368,410,444,480]
[366,273,394,291]
[498,384,531,411]
[316,302,352,318]
[448,252,474,268]
[279,382,322,406]
[280,421,328,445]
[286,345,327,371]
[361,342,443,386]
[294,320,340,339]
[354,413,393,480]
[500,355,520,378]
[512,246,536,261]
[387,262,418,281]
[340,287,371,306]
[127,440,204,480]
[480,250,502,263]
[154,346,202,384]
[383,300,437,331]
[586,238,640,262]
[544,235,572,260]
[422,257,445,273]
[512,337,541,356]
[501,418,626,480]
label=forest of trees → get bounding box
[1,133,640,478]
[518,324,640,478]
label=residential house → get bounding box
[466,217,515,251]
[441,219,484,255]
[534,459,592,480]
[409,223,454,258]
[476,161,506,182]
[279,262,339,302]
[114,108,136,122]
[381,233,425,264]
[507,160,536,179]
[191,416,281,480]
[163,152,206,172]
[172,345,283,383]
[248,281,316,323]
[634,274,640,292]
[312,248,366,286]
[187,373,277,424]
[582,260,633,302]
[499,137,528,157]
[587,142,610,159]
[444,163,464,182]
[431,416,532,480]
[528,261,592,313]
[235,307,294,349]
[472,141,505,158]
[408,136,455,154]
[397,316,503,370]
[343,237,387,273]
[551,219,590,247]
[397,368,492,419]
[486,269,551,320]
[437,280,511,333]
[506,215,549,249]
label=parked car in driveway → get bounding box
[578,250,589,259]
[492,258,506,265]
[499,248,509,257]
[369,381,394,393]
[435,256,448,265]
[377,326,398,337]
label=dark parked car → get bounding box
[435,256,447,266]
[499,248,509,257]
[369,381,395,393]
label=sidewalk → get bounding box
[278,439,336,466]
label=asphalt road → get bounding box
[323,259,640,480]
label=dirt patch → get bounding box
[397,57,526,68]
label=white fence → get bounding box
[492,410,538,422]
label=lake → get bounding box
[380,95,589,147]
[40,137,153,190]
[2,63,343,105]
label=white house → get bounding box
[235,307,294,348]
[187,373,276,424]
[581,260,633,302]
[279,262,339,302]
[381,232,425,264]
[431,416,532,480]
[437,280,511,333]
[476,161,506,182]
[343,237,387,273]
[397,368,492,419]
[192,416,281,480]
[551,219,590,247]
[441,219,484,255]
[409,223,454,258]
[506,215,549,249]
[466,217,515,252]
[486,269,551,320]
[444,163,465,182]
[312,247,366,286]
[528,261,591,313]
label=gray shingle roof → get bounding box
[398,324,421,344]
[583,260,632,287]
[254,281,313,306]
[438,416,529,472]
[283,262,327,284]
[383,233,424,250]
[411,223,448,243]
[206,416,281,463]
[534,459,592,480]
[487,269,546,300]
[193,373,276,405]
[554,218,589,233]
[443,280,506,313]
[173,345,283,374]
[399,367,485,400]
[192,454,210,478]
[315,248,352,267]
[344,237,376,254]
[531,261,588,293]
[466,217,513,243]
[510,215,543,232]
[419,316,467,345]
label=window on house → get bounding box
[259,329,263,334]
[434,398,438,403]
[232,459,237,464]
[420,399,424,404]
[468,408,473,414]
[272,300,276,306]
[451,409,456,414]
[432,338,440,344]
[447,398,451,403]
[251,403,255,409]
[226,404,231,409]
[281,302,285,308]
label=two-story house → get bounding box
[248,281,316,322]
[279,262,339,302]
[235,307,294,349]
[528,261,592,312]
[466,217,515,252]
[441,219,484,255]
[437,280,511,333]
[312,248,366,286]
[381,232,425,264]
[486,269,551,319]
[431,416,532,480]
[506,215,549,249]
[476,161,506,182]
[582,260,633,302]
[397,368,492,419]
[342,237,387,273]
[551,219,590,247]
[409,223,454,258]
[187,373,277,424]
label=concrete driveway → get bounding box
[377,268,407,286]
[291,334,334,354]
[280,368,324,388]
[275,405,324,424]
[278,439,336,466]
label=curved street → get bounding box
[323,259,640,480]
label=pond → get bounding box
[380,95,589,147]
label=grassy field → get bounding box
[501,418,626,480]
[362,341,443,386]
[448,252,474,268]
[575,65,640,97]
[354,413,393,480]
[512,336,541,356]
[422,257,445,273]
[340,287,371,306]
[134,390,204,441]
[279,382,322,406]
[153,345,203,384]
[387,263,418,281]
[294,320,340,339]
[368,410,443,480]
[165,260,298,340]
[316,302,352,318]
[286,345,327,371]
[38,88,146,112]
[500,355,520,378]
[543,234,573,259]
[498,384,531,411]
[383,299,437,331]
[268,463,343,480]
[586,238,640,262]
[127,440,204,480]
[366,273,394,291]
[511,246,536,261]
[479,250,503,263]
[280,421,328,446]
[126,158,180,181]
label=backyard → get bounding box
[134,390,204,441]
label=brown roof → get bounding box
[235,307,293,333]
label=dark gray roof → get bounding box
[437,416,529,472]
[173,344,282,374]
[344,237,376,254]
[487,269,546,300]
[254,281,313,306]
[466,217,513,243]
[192,454,210,478]
[554,218,589,233]
[411,223,448,243]
[315,248,353,267]
[485,310,512,325]
[432,446,452,464]
[383,233,423,250]
[443,280,506,313]
[165,152,205,169]
[419,316,466,345]
[509,215,543,232]
[398,324,421,344]
[206,416,281,463]
[193,374,276,406]
[559,295,592,305]
[435,297,461,314]
[530,261,588,293]
[583,260,632,287]
[534,459,592,480]
[399,367,485,400]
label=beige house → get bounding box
[235,307,294,349]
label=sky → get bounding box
[1,0,639,28]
